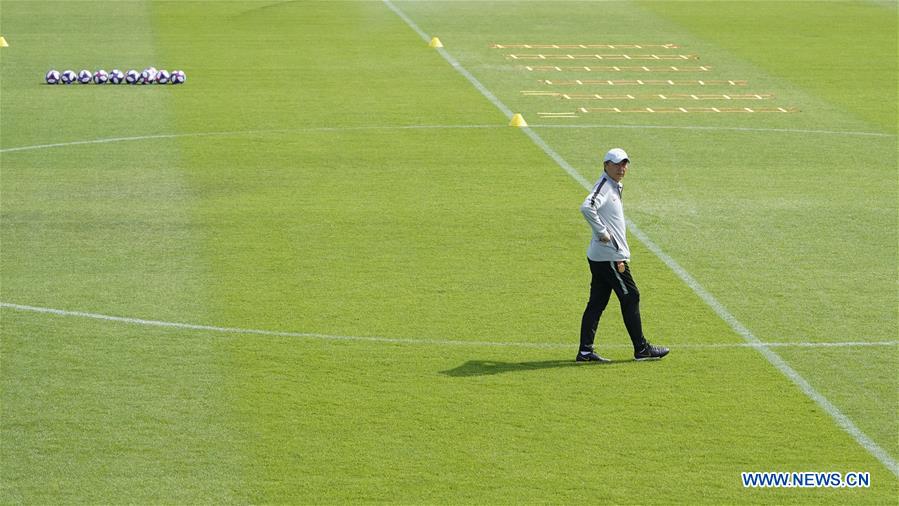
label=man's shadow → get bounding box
[441,358,633,377]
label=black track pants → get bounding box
[579,259,647,352]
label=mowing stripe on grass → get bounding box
[2,302,896,351]
[383,0,899,476]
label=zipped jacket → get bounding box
[580,173,630,262]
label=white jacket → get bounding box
[580,173,630,262]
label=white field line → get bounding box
[0,124,504,155]
[533,124,895,138]
[382,0,899,476]
[2,302,897,351]
[1,125,891,157]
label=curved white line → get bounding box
[0,124,503,154]
[2,123,891,155]
[2,302,896,350]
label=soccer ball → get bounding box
[46,70,61,84]
[156,69,170,84]
[108,69,124,84]
[140,67,157,84]
[78,69,93,84]
[125,69,139,84]
[60,70,77,84]
[170,70,186,84]
[93,70,109,84]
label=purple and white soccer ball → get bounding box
[170,70,186,84]
[125,69,140,84]
[108,69,124,84]
[45,70,61,84]
[93,70,109,84]
[155,69,170,84]
[60,70,77,84]
[140,67,157,84]
[77,69,93,84]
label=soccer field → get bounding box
[1,0,897,503]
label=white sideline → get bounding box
[0,124,503,154]
[2,302,897,352]
[381,0,899,477]
[536,124,895,138]
[1,124,889,156]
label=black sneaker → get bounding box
[576,351,611,363]
[634,342,669,361]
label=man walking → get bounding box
[577,148,669,362]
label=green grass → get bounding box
[637,0,898,133]
[2,0,897,503]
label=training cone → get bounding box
[429,37,443,48]
[509,113,528,127]
[0,37,8,48]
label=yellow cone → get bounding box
[509,113,528,127]
[0,37,8,48]
[428,37,443,48]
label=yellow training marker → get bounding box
[0,37,8,47]
[508,113,528,127]
[429,37,443,48]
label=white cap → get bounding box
[603,148,629,164]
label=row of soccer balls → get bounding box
[46,68,187,85]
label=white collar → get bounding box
[602,173,623,190]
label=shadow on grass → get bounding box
[441,358,635,377]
